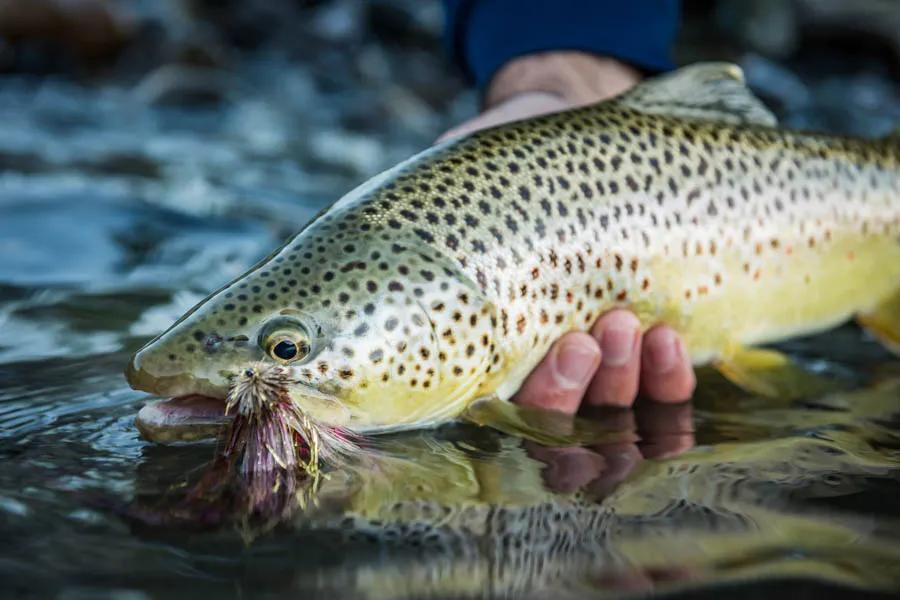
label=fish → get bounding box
[125,62,900,444]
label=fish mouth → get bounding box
[135,395,232,444]
[126,352,235,444]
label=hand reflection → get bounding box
[524,399,695,496]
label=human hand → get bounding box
[438,51,696,411]
[515,310,696,412]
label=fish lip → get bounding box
[127,353,234,444]
[135,394,231,444]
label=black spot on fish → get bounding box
[414,229,434,243]
[518,186,531,201]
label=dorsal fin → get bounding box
[617,62,777,127]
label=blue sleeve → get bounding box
[444,0,680,89]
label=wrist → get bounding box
[484,51,642,109]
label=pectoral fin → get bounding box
[858,290,900,356]
[713,346,839,400]
[461,396,637,447]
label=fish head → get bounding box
[126,230,495,441]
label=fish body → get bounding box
[126,63,900,439]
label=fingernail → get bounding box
[553,337,598,387]
[647,334,680,374]
[600,326,637,367]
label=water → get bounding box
[1,336,899,599]
[1,15,900,599]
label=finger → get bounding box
[584,442,643,498]
[525,443,606,494]
[584,310,642,407]
[639,326,696,403]
[513,332,601,414]
[635,398,695,459]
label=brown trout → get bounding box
[125,63,900,443]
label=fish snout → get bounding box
[125,342,231,399]
[124,347,186,396]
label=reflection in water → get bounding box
[119,377,900,599]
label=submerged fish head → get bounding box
[127,230,495,439]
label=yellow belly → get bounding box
[660,229,900,361]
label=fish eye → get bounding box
[266,334,310,364]
[258,315,316,364]
[273,340,296,360]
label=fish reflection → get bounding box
[127,401,691,527]
[124,379,900,598]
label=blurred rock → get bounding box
[173,0,319,51]
[134,64,232,106]
[716,0,798,58]
[311,1,364,42]
[0,0,133,73]
[740,54,811,114]
[308,130,382,176]
[169,34,230,69]
[795,0,900,66]
[804,73,900,137]
[365,0,443,49]
[707,0,900,68]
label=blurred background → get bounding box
[1,2,899,597]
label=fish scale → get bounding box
[126,63,900,438]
